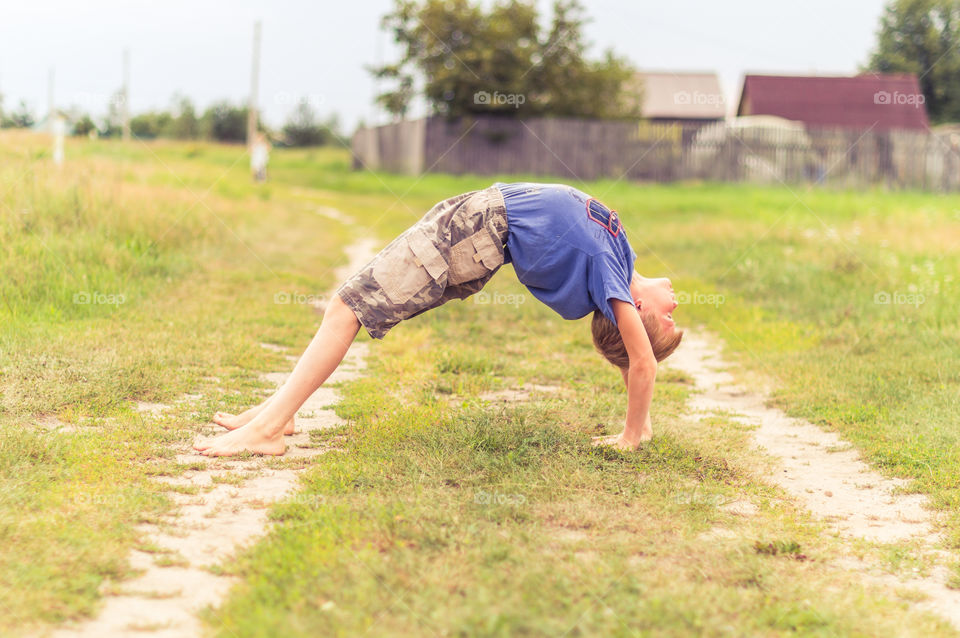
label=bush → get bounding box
[201,102,249,143]
[1,100,35,129]
[280,100,342,147]
[72,115,97,137]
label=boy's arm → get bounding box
[621,367,653,434]
[609,299,658,448]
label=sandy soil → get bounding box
[666,328,960,630]
[47,225,377,638]
[477,383,561,403]
[48,236,960,633]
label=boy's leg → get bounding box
[196,186,507,456]
[194,293,361,456]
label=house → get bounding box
[634,71,726,125]
[737,74,930,131]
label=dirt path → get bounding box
[49,218,377,638]
[666,328,960,630]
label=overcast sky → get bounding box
[0,0,890,132]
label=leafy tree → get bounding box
[371,0,639,120]
[2,100,36,129]
[130,111,173,139]
[169,94,200,139]
[867,0,960,123]
[101,90,127,137]
[129,114,154,138]
[72,114,97,136]
[200,101,249,142]
[281,99,342,146]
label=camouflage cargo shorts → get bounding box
[336,185,509,339]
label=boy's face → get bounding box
[630,273,678,333]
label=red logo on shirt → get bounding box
[586,198,621,238]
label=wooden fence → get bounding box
[351,116,960,192]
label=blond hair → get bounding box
[591,309,683,369]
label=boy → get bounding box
[195,183,683,457]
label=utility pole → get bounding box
[122,48,131,141]
[47,67,54,132]
[247,20,261,149]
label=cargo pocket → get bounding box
[373,228,449,305]
[448,224,504,285]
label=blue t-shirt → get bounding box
[494,182,637,326]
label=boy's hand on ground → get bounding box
[591,432,647,451]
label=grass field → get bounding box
[2,130,959,636]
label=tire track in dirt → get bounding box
[48,212,377,638]
[666,329,960,630]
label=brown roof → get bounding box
[635,71,726,120]
[737,74,929,131]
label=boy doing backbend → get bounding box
[194,182,683,457]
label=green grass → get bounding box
[273,144,960,549]
[3,129,960,635]
[0,131,353,633]
[206,279,952,636]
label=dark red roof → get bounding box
[737,74,930,131]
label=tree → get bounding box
[72,114,97,136]
[2,100,35,129]
[371,0,640,120]
[130,111,173,139]
[867,0,960,123]
[534,2,639,119]
[201,101,249,142]
[168,95,200,139]
[281,99,341,146]
[101,90,126,137]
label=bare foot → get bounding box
[212,400,267,430]
[193,423,286,457]
[213,410,295,435]
[591,431,649,451]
